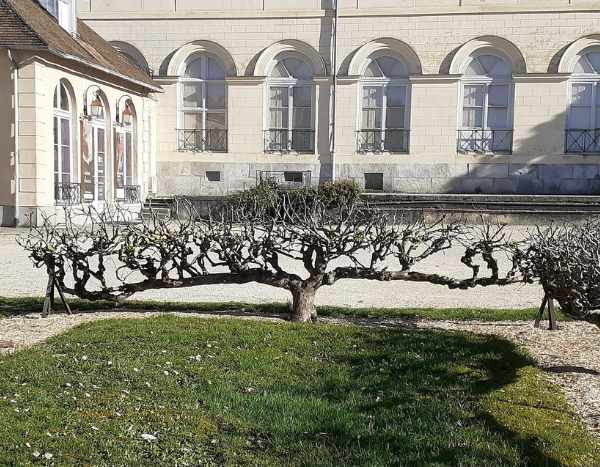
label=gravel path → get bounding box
[0,230,542,309]
[1,310,598,441]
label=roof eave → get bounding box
[48,48,162,92]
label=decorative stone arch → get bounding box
[110,41,150,74]
[347,38,422,76]
[558,35,600,73]
[251,40,327,77]
[166,40,238,77]
[448,36,527,75]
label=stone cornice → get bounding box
[78,4,600,21]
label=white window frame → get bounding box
[177,54,227,153]
[89,120,106,204]
[115,126,134,186]
[458,53,515,155]
[358,77,411,154]
[566,74,600,154]
[264,55,316,154]
[53,84,74,204]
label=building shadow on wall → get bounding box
[440,110,600,195]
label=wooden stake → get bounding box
[535,295,548,328]
[548,298,558,331]
[41,260,72,317]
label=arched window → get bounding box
[81,89,107,203]
[458,53,514,154]
[178,54,227,153]
[566,50,600,153]
[265,55,315,153]
[115,99,139,203]
[358,54,410,154]
[53,81,77,205]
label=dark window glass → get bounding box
[364,173,384,191]
[284,172,303,183]
[206,171,221,182]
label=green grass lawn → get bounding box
[0,317,597,466]
[0,296,559,322]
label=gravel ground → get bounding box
[0,311,598,442]
[0,230,542,310]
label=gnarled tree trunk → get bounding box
[290,287,317,323]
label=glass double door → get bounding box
[81,122,106,203]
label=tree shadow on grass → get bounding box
[293,328,567,466]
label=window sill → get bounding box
[357,151,410,156]
[177,149,228,154]
[457,151,513,157]
[264,151,316,156]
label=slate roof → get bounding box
[0,0,159,91]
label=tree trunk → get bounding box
[290,287,317,323]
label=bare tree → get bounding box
[517,220,600,328]
[19,188,522,322]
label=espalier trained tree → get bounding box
[20,183,525,323]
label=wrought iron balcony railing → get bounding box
[177,129,228,153]
[356,129,410,154]
[116,185,141,204]
[55,182,81,206]
[457,129,513,155]
[264,129,315,153]
[565,129,600,154]
[256,170,312,190]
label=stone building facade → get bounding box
[77,0,600,196]
[0,0,158,226]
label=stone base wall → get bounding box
[158,161,600,196]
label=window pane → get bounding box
[61,146,70,181]
[206,82,226,109]
[386,86,406,106]
[53,117,58,148]
[463,108,483,128]
[206,112,226,129]
[96,128,105,202]
[60,83,69,111]
[293,87,311,107]
[489,85,509,107]
[116,132,125,186]
[97,128,105,153]
[270,109,288,129]
[569,107,591,129]
[362,109,381,129]
[270,87,288,108]
[572,84,592,105]
[386,107,405,129]
[293,108,311,129]
[60,118,70,146]
[54,145,59,180]
[184,112,202,130]
[363,87,382,108]
[488,108,509,129]
[53,87,59,109]
[126,132,133,185]
[463,85,485,107]
[183,83,203,108]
